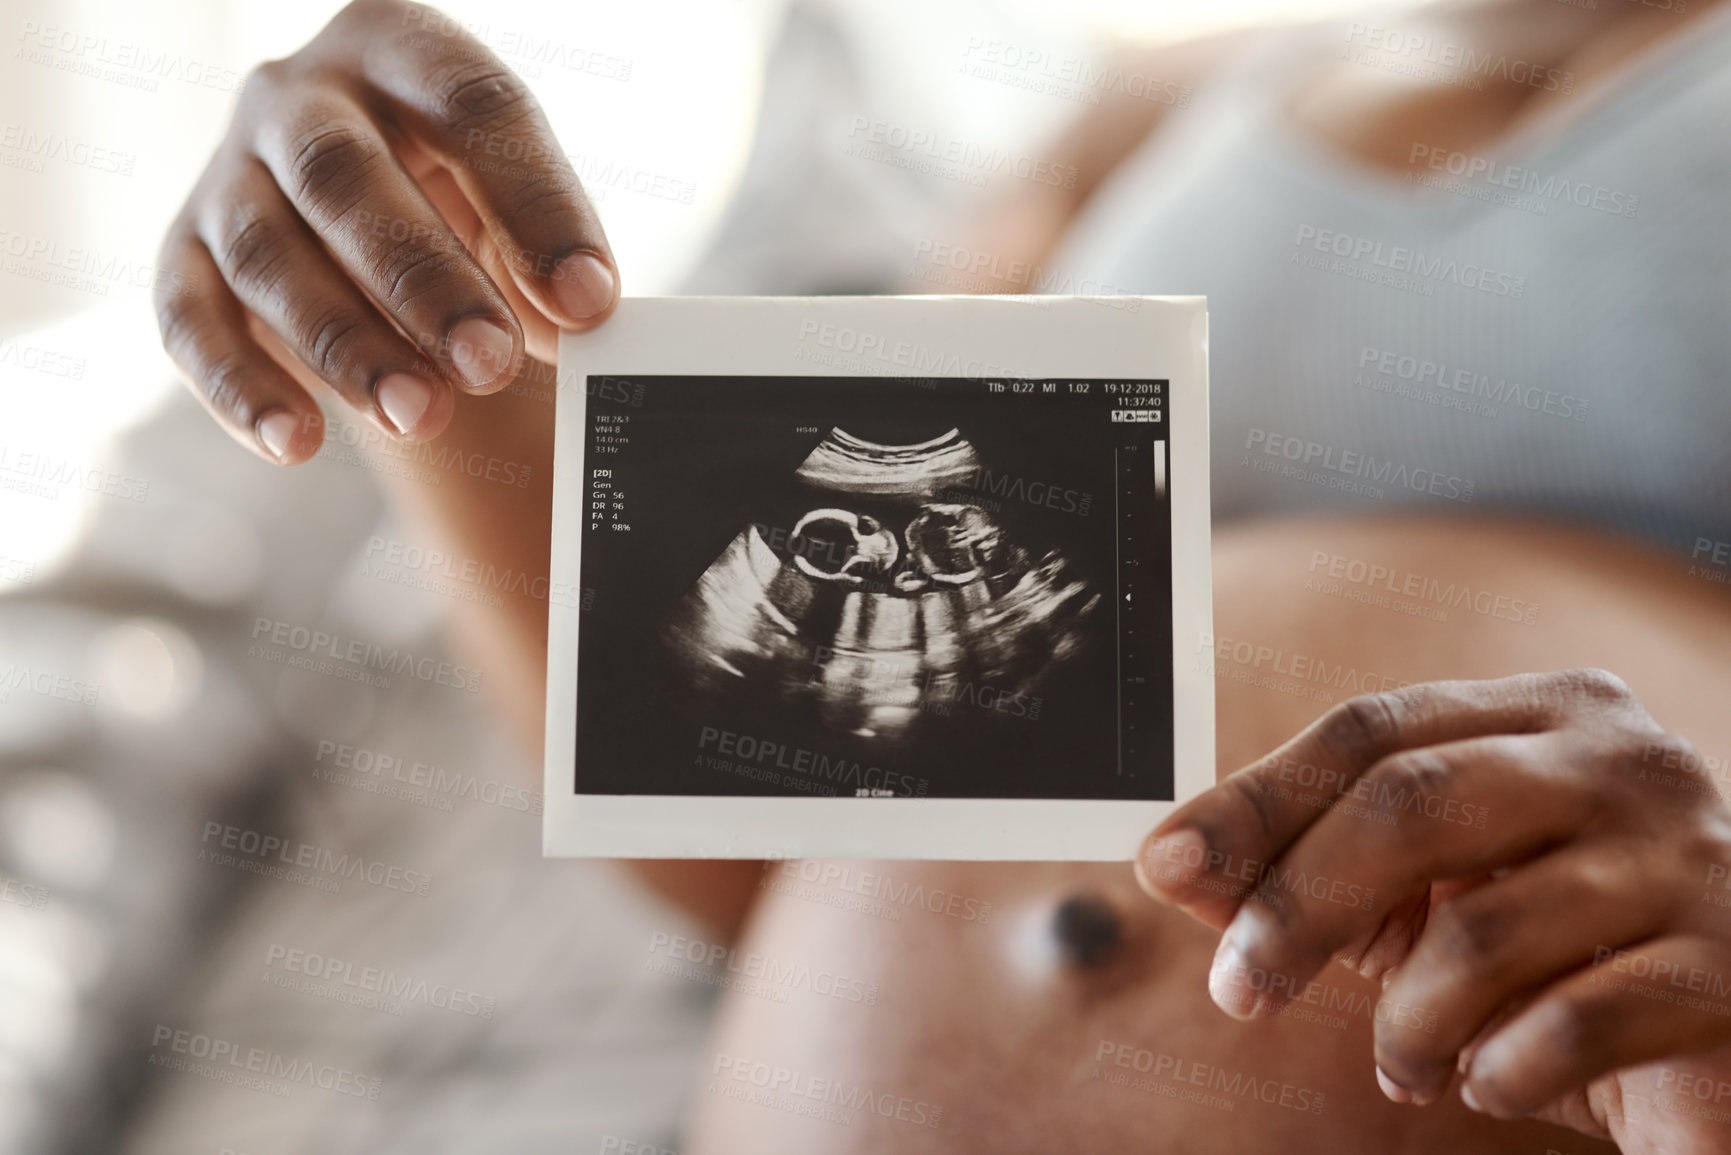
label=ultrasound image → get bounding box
[573,374,1173,802]
[665,428,1099,744]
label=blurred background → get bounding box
[0,0,1417,1152]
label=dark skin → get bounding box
[155,0,1731,1147]
[1142,670,1731,1143]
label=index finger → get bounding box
[365,14,619,328]
[1135,675,1557,929]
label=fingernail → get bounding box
[257,410,299,462]
[376,372,437,435]
[1140,828,1207,895]
[550,251,617,320]
[1376,1066,1413,1104]
[1207,939,1263,1020]
[1461,1042,1521,1119]
[448,317,516,389]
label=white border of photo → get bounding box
[545,295,1212,860]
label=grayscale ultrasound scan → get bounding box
[573,374,1175,802]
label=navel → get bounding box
[1051,892,1126,969]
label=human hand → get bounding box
[1137,670,1731,1152]
[154,0,616,463]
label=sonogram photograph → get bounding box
[573,374,1175,801]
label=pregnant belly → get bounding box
[686,515,1731,1154]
